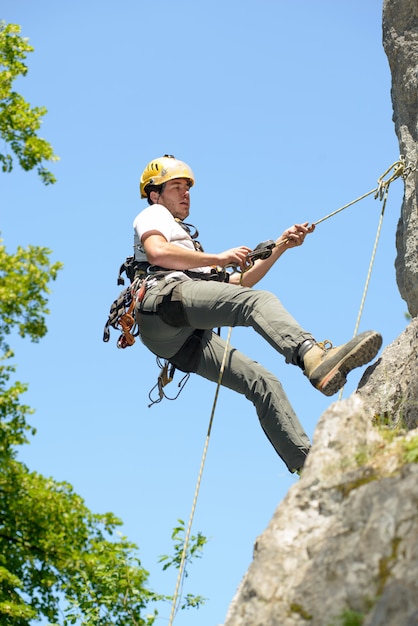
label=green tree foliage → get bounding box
[0,21,58,185]
[0,240,63,456]
[0,241,62,349]
[0,240,206,624]
[0,243,160,625]
[0,462,160,626]
[159,520,207,612]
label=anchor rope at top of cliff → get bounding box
[243,156,416,258]
[303,154,416,365]
[312,155,416,228]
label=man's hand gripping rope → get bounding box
[237,154,417,276]
[236,222,315,275]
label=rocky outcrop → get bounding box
[383,0,418,316]
[223,1,418,624]
[224,320,418,626]
[358,321,418,431]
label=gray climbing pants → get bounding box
[137,278,313,472]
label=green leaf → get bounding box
[0,21,59,184]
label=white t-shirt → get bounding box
[133,204,210,274]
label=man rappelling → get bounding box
[125,154,383,474]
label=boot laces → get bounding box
[317,339,333,352]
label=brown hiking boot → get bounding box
[302,330,382,396]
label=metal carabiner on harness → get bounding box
[148,359,190,407]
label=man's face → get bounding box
[153,178,191,220]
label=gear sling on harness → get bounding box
[102,256,229,374]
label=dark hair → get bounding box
[145,183,166,205]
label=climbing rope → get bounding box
[232,157,414,272]
[352,178,390,339]
[166,156,416,622]
[334,156,415,399]
[168,326,233,626]
[313,158,410,331]
[313,156,411,227]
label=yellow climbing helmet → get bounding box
[139,154,195,198]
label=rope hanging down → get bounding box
[167,327,233,626]
[311,157,415,338]
[350,159,407,337]
[334,156,415,400]
[166,156,415,624]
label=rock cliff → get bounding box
[383,0,418,316]
[223,1,418,625]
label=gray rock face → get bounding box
[383,0,418,316]
[358,320,418,431]
[224,322,418,626]
[223,2,418,623]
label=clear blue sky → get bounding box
[1,2,407,625]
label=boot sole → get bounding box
[311,331,382,396]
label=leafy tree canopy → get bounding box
[0,239,63,455]
[0,21,58,185]
[0,242,163,625]
[0,460,160,626]
[0,245,206,624]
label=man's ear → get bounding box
[149,190,160,205]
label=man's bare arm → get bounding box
[142,232,251,271]
[230,222,314,287]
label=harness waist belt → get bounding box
[142,263,229,282]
